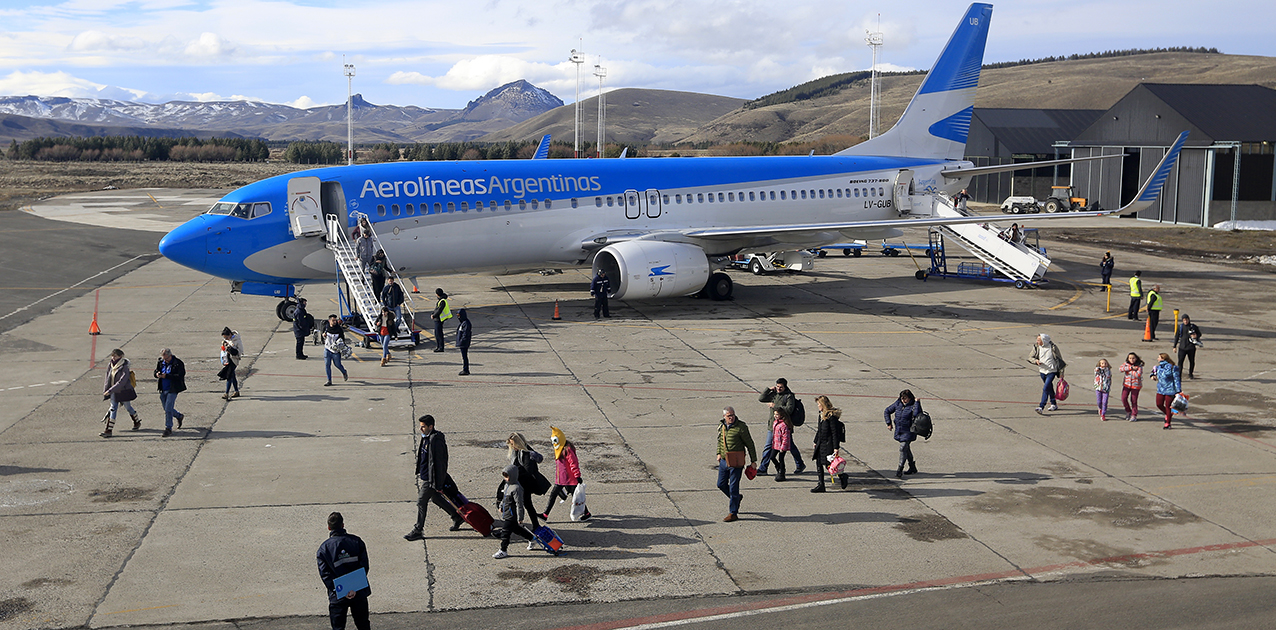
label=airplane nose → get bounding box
[159,215,208,272]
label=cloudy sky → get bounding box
[1,0,1272,109]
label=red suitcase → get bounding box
[443,492,493,537]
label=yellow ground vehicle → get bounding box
[1043,185,1099,213]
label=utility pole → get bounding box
[594,62,607,158]
[570,45,585,158]
[866,18,883,139]
[343,57,356,165]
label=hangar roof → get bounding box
[972,108,1103,155]
[1140,83,1276,142]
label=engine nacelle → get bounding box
[593,241,710,300]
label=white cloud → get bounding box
[0,70,148,100]
[68,30,146,52]
[183,32,236,59]
[287,95,323,109]
[388,55,575,92]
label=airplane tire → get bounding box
[276,300,297,322]
[705,272,734,301]
[749,259,765,275]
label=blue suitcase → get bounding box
[532,525,563,555]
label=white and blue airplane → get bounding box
[159,3,1187,319]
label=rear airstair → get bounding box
[928,197,1052,288]
[325,213,420,348]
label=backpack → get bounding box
[833,417,846,443]
[791,398,806,427]
[299,312,315,335]
[913,411,933,440]
[128,370,137,388]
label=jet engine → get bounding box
[593,241,710,300]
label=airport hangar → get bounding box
[963,83,1276,226]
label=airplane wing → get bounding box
[586,132,1189,249]
[941,153,1120,179]
[531,134,551,159]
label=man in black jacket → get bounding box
[404,415,464,541]
[155,348,186,437]
[591,270,611,319]
[317,512,370,630]
[380,277,405,338]
[455,309,472,376]
[292,298,312,360]
[1173,314,1203,379]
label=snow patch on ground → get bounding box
[1212,220,1276,231]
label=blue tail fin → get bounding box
[532,134,551,160]
[839,3,992,160]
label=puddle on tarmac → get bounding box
[1033,535,1164,568]
[894,513,969,542]
[89,487,152,503]
[497,564,664,596]
[964,486,1197,528]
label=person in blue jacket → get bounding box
[1152,353,1183,430]
[317,512,370,630]
[884,389,922,479]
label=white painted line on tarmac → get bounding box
[0,254,150,322]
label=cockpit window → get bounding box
[206,201,269,219]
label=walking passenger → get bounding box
[769,408,793,482]
[155,348,186,437]
[1173,314,1202,379]
[1119,352,1145,421]
[322,315,350,386]
[1099,251,1115,286]
[885,390,922,479]
[431,288,451,352]
[1094,359,1112,422]
[403,415,465,541]
[716,407,757,523]
[1029,333,1066,414]
[376,307,395,367]
[492,464,538,559]
[811,395,846,492]
[1128,271,1144,320]
[101,348,139,438]
[316,512,370,630]
[380,276,405,336]
[507,433,546,531]
[756,378,805,475]
[540,427,590,521]
[355,217,376,268]
[219,327,243,400]
[455,309,472,376]
[1153,353,1183,430]
[368,250,389,300]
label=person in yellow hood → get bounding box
[540,427,589,521]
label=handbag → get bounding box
[1054,377,1070,401]
[1171,392,1190,413]
[725,451,746,468]
[569,483,588,521]
[115,385,137,403]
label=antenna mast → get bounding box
[570,43,585,158]
[865,19,883,139]
[594,62,607,158]
[343,56,356,165]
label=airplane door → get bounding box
[893,170,914,215]
[287,176,326,237]
[645,189,661,218]
[623,189,642,219]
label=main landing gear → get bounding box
[276,298,299,322]
[699,272,734,301]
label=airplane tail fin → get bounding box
[837,3,992,160]
[532,134,551,159]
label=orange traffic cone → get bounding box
[1141,317,1152,342]
[89,314,101,335]
[552,300,562,320]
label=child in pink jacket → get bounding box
[540,427,591,521]
[770,409,793,483]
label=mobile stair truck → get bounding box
[325,212,422,349]
[921,198,1053,289]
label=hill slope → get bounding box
[678,52,1276,145]
[479,88,745,145]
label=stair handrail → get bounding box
[350,212,418,334]
[327,216,381,319]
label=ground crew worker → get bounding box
[591,269,611,319]
[1145,284,1163,341]
[1127,271,1144,321]
[317,512,371,630]
[431,288,451,352]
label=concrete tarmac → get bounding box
[1,190,1274,630]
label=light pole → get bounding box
[570,47,585,158]
[594,63,606,158]
[865,25,883,139]
[343,57,356,165]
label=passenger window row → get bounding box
[374,198,554,217]
[587,186,887,208]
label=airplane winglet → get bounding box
[1113,130,1189,215]
[532,134,551,159]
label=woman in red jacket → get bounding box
[540,427,591,521]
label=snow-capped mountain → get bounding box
[0,81,564,143]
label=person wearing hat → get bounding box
[455,308,472,376]
[716,407,757,522]
[292,298,313,360]
[219,326,243,399]
[590,269,611,319]
[540,427,589,521]
[316,511,371,630]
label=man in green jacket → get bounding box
[716,407,757,522]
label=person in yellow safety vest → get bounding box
[431,288,452,352]
[1127,270,1144,321]
[1145,284,1163,342]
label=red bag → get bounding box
[1054,378,1070,401]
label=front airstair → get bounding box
[325,213,420,347]
[930,197,1052,286]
